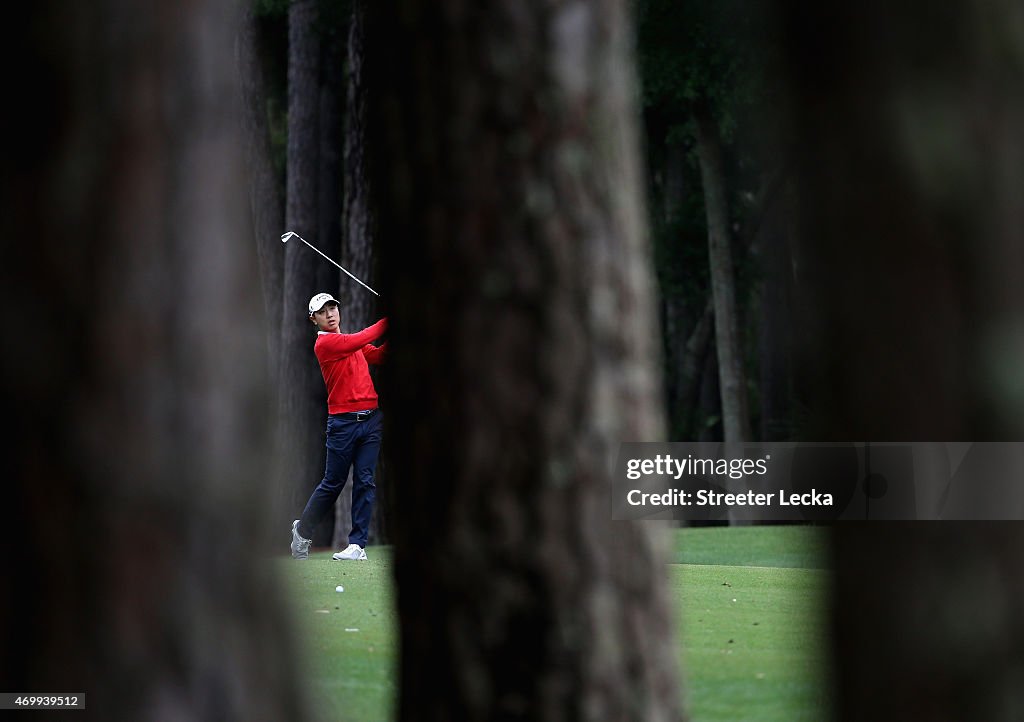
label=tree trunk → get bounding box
[662,141,687,225]
[316,20,344,297]
[0,1,307,719]
[339,0,377,331]
[693,97,751,445]
[665,294,714,441]
[694,97,749,526]
[830,525,1024,721]
[279,0,327,538]
[237,5,285,389]
[680,299,715,440]
[365,2,685,720]
[774,0,1024,717]
[312,15,349,551]
[332,0,374,550]
[697,344,722,442]
[755,189,794,442]
[660,142,710,441]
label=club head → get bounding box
[281,231,295,243]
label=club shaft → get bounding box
[293,234,380,296]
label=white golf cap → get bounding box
[308,292,339,316]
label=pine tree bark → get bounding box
[339,0,377,332]
[366,2,685,720]
[316,21,344,297]
[237,5,285,388]
[0,1,307,719]
[332,1,374,550]
[279,0,328,536]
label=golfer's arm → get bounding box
[318,318,388,359]
[362,342,387,365]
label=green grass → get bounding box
[278,549,397,722]
[279,526,832,721]
[673,524,832,569]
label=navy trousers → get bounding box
[298,410,382,547]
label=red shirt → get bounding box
[314,318,388,414]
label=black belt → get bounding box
[334,408,377,421]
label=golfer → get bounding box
[290,292,388,561]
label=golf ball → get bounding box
[336,585,344,593]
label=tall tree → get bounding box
[238,2,286,394]
[279,0,329,539]
[339,0,376,334]
[693,96,750,444]
[1,0,307,719]
[774,0,1024,717]
[650,135,715,442]
[332,0,375,550]
[366,2,684,720]
[316,5,345,299]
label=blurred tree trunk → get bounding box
[775,0,1024,718]
[366,1,685,720]
[0,1,307,720]
[693,97,751,445]
[279,0,328,540]
[829,524,1024,721]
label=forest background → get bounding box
[246,0,807,547]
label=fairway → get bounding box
[280,549,398,722]
[279,525,832,722]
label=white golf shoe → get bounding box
[290,520,312,560]
[333,543,368,561]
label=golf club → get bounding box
[281,230,380,297]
